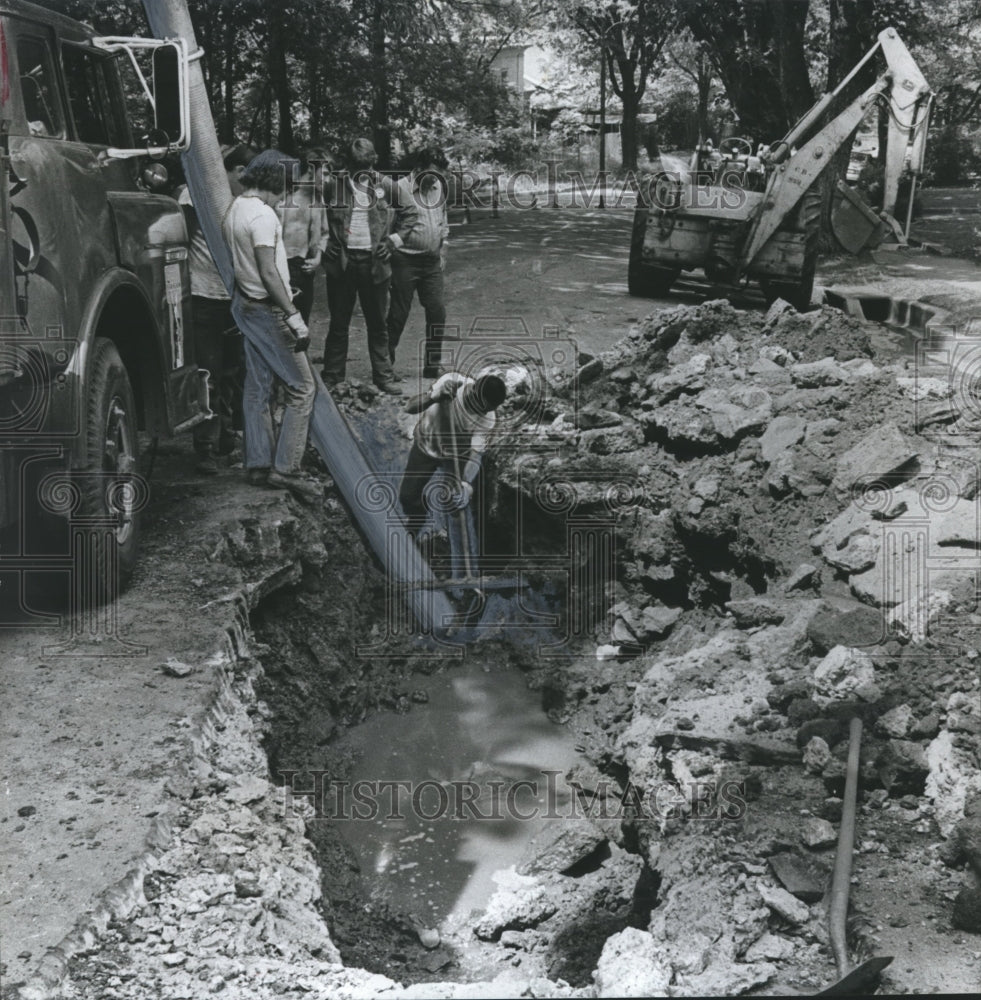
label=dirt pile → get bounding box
[489,297,981,993]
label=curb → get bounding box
[819,285,955,338]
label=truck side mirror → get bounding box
[151,44,183,148]
[92,36,191,158]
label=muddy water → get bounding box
[333,657,581,929]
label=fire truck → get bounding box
[0,0,203,612]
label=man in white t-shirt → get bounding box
[222,149,319,502]
[398,372,507,537]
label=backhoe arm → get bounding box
[738,27,931,274]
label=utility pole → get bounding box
[599,44,606,209]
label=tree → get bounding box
[547,0,680,171]
[681,0,814,142]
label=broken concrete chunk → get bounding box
[225,775,270,806]
[576,407,624,429]
[160,658,194,678]
[833,424,919,492]
[519,821,607,876]
[802,736,832,775]
[926,731,981,838]
[757,881,811,925]
[768,851,827,903]
[877,739,929,796]
[791,357,845,388]
[744,932,797,961]
[594,927,672,998]
[473,875,557,941]
[825,530,879,574]
[727,599,787,629]
[875,704,914,739]
[806,605,885,654]
[784,563,818,593]
[759,415,807,464]
[810,645,881,702]
[800,817,837,849]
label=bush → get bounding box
[924,123,981,186]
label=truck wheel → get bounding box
[628,208,680,298]
[79,337,142,590]
[761,190,821,310]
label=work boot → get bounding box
[267,469,323,503]
[194,447,219,475]
[373,380,403,396]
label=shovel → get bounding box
[814,717,893,996]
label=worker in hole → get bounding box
[399,372,507,544]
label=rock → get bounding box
[940,815,981,875]
[645,354,711,404]
[825,531,879,574]
[791,357,845,388]
[788,698,821,725]
[811,645,881,702]
[727,599,786,629]
[806,606,884,654]
[580,422,645,454]
[744,932,797,961]
[760,415,807,464]
[161,658,194,678]
[595,644,620,661]
[877,739,929,796]
[952,886,981,934]
[233,872,263,899]
[576,407,624,429]
[802,736,832,775]
[895,376,951,401]
[925,731,981,838]
[875,704,914,739]
[519,821,606,875]
[593,927,672,998]
[784,563,818,593]
[757,882,811,925]
[573,357,604,388]
[693,476,719,500]
[833,424,919,492]
[225,775,269,806]
[768,851,827,903]
[764,299,795,324]
[474,873,557,941]
[801,817,837,849]
[16,805,36,818]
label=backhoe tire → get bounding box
[628,208,680,298]
[761,189,821,311]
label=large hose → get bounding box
[142,0,454,636]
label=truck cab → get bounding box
[1,0,206,615]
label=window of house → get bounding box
[17,35,64,138]
[62,45,126,147]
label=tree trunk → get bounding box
[618,62,640,171]
[370,0,391,167]
[268,10,294,153]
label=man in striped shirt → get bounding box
[386,146,450,381]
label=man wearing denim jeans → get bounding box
[321,138,420,394]
[387,146,450,381]
[223,149,319,502]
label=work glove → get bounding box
[293,335,310,354]
[285,311,308,336]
